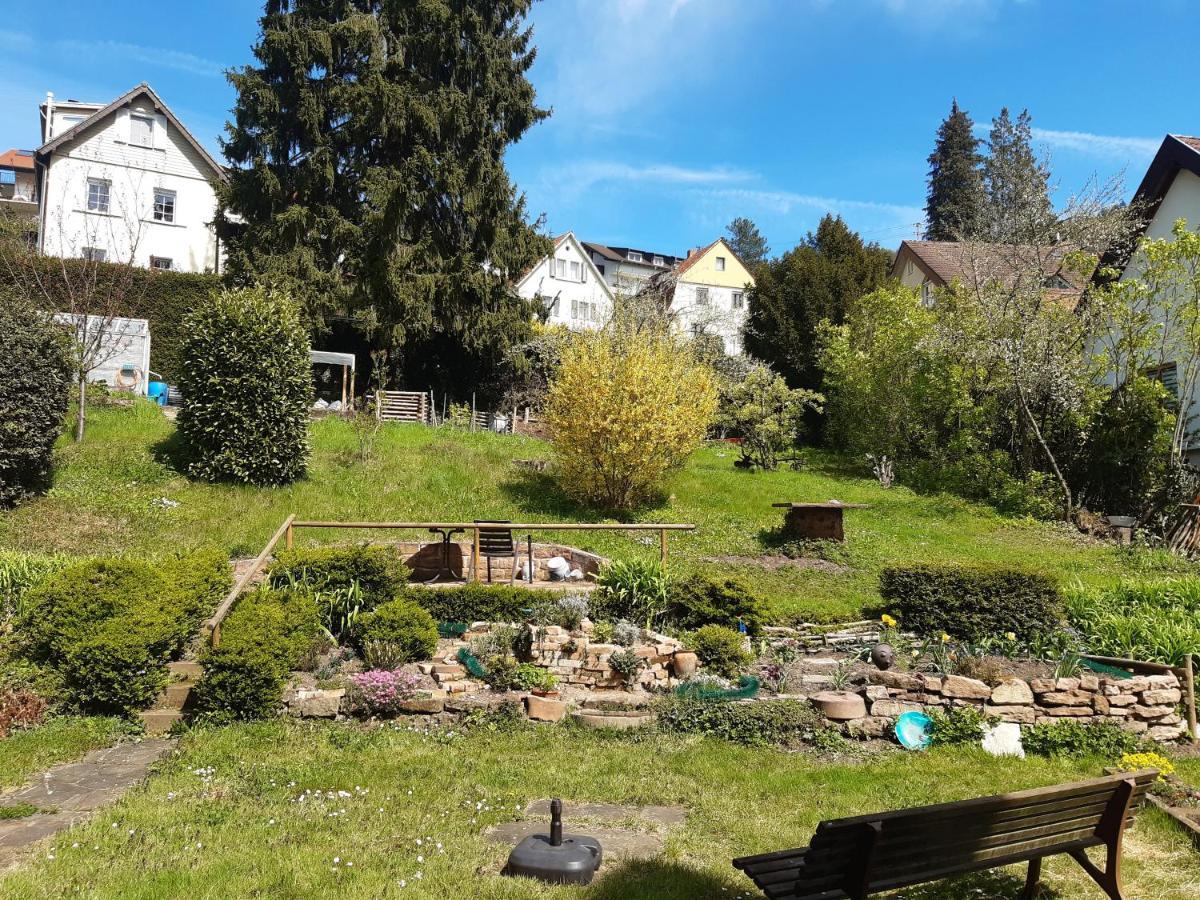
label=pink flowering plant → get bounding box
[347,669,422,717]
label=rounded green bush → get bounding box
[269,546,409,610]
[355,598,439,662]
[686,624,752,678]
[0,303,72,508]
[177,286,313,486]
[665,575,768,637]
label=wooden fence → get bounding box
[203,515,695,649]
[375,390,429,423]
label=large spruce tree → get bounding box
[220,0,550,395]
[743,214,891,392]
[924,99,984,241]
[725,217,770,268]
[982,107,1055,242]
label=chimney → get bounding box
[43,91,55,143]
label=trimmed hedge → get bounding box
[17,554,226,715]
[0,303,72,508]
[879,564,1061,641]
[269,546,409,610]
[686,624,753,678]
[665,575,767,636]
[177,286,313,485]
[402,583,547,623]
[194,588,322,720]
[354,598,439,662]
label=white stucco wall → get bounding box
[519,237,613,329]
[39,99,221,273]
[670,281,747,354]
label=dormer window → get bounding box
[653,255,664,266]
[130,113,154,148]
[628,251,643,263]
[715,256,726,271]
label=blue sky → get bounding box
[2,0,1196,257]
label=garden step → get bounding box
[168,661,203,683]
[155,682,193,709]
[139,709,184,735]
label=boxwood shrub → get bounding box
[269,545,409,610]
[685,624,753,678]
[194,588,321,720]
[177,285,313,486]
[17,556,219,715]
[353,598,439,662]
[0,303,72,508]
[665,575,767,636]
[879,563,1061,641]
[402,583,547,624]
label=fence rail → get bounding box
[203,515,695,649]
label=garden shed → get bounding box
[53,313,151,396]
[310,349,356,411]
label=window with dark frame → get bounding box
[82,247,107,262]
[150,256,173,271]
[715,256,726,271]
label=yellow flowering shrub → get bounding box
[1118,751,1174,781]
[544,324,717,509]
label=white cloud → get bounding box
[561,160,755,189]
[0,29,225,79]
[703,187,923,222]
[1031,127,1159,161]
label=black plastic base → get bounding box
[504,833,603,885]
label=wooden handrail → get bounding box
[288,521,695,531]
[204,513,295,649]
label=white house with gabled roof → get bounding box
[35,83,227,274]
[516,232,615,329]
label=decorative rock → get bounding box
[1055,677,1081,691]
[864,686,891,701]
[869,700,923,718]
[1108,695,1136,707]
[985,705,1036,725]
[524,695,568,722]
[400,696,446,714]
[810,691,868,721]
[990,679,1034,706]
[1092,695,1110,715]
[941,675,991,700]
[1134,705,1175,719]
[1043,706,1092,717]
[870,643,896,670]
[1142,688,1182,706]
[1147,722,1187,742]
[1030,678,1056,694]
[1038,691,1093,706]
[1147,674,1180,687]
[671,652,698,677]
[844,716,890,738]
[289,689,344,718]
[1078,674,1100,692]
[1118,676,1151,694]
[868,670,918,691]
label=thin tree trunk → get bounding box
[1014,379,1072,519]
[74,370,87,442]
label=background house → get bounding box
[581,241,682,295]
[35,83,227,274]
[515,232,615,329]
[649,237,754,354]
[0,148,38,222]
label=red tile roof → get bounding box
[1173,135,1200,153]
[0,149,35,171]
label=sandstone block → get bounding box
[1147,673,1180,687]
[869,700,924,718]
[985,705,1036,724]
[1039,691,1093,706]
[941,675,991,700]
[1118,676,1151,694]
[1078,674,1100,692]
[990,679,1034,705]
[524,695,568,722]
[1030,678,1056,694]
[1141,688,1182,706]
[1042,706,1092,717]
[1148,722,1187,742]
[1134,705,1175,719]
[1108,694,1136,707]
[864,686,891,701]
[844,716,890,738]
[672,652,699,677]
[400,696,446,714]
[289,689,344,718]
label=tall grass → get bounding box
[0,550,72,624]
[1065,578,1200,665]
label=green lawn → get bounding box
[0,717,130,788]
[0,401,1190,622]
[0,719,1197,899]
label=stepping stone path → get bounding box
[485,799,687,870]
[0,739,174,869]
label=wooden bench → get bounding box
[732,769,1158,900]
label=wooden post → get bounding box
[471,393,476,432]
[212,621,221,649]
[1186,654,1198,743]
[660,528,668,569]
[340,364,348,411]
[286,520,294,550]
[472,527,481,583]
[349,366,356,411]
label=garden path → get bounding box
[0,739,173,869]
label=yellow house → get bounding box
[670,237,756,354]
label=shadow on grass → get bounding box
[150,428,191,476]
[587,858,737,899]
[890,868,1062,898]
[497,468,670,522]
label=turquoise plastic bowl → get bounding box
[895,711,933,750]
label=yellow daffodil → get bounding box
[881,614,897,628]
[940,632,950,643]
[1005,632,1016,641]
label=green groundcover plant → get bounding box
[1064,578,1200,666]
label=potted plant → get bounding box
[531,669,560,699]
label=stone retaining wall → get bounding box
[843,669,1187,744]
[394,540,605,582]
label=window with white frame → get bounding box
[57,114,84,136]
[696,287,710,306]
[82,247,107,262]
[653,255,664,266]
[569,260,581,281]
[130,113,154,147]
[627,251,643,263]
[543,294,560,316]
[732,291,744,310]
[715,256,726,271]
[571,298,596,323]
[86,178,110,213]
[150,256,173,271]
[153,188,176,224]
[553,258,567,278]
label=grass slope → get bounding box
[0,402,1189,622]
[0,720,1197,899]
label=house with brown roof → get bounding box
[0,148,38,221]
[515,232,615,329]
[35,83,227,273]
[580,241,682,294]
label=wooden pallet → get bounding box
[376,390,429,423]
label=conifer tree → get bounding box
[725,217,770,268]
[220,0,551,394]
[924,99,984,241]
[982,107,1055,242]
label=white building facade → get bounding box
[516,232,615,329]
[35,84,226,274]
[581,242,682,296]
[661,238,754,355]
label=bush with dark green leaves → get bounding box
[177,286,313,486]
[655,698,832,747]
[880,564,1061,641]
[928,706,994,747]
[194,588,322,720]
[0,303,72,508]
[353,598,438,662]
[269,545,409,610]
[402,583,546,624]
[686,625,752,678]
[160,548,232,631]
[1021,720,1141,760]
[17,557,214,715]
[665,575,768,636]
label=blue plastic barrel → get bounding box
[148,381,169,406]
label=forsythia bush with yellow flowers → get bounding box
[545,323,717,509]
